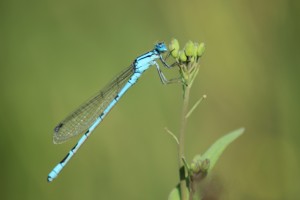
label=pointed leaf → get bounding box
[168,184,189,200]
[202,127,245,173]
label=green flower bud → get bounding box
[190,158,210,174]
[197,42,205,57]
[184,40,195,57]
[201,159,210,171]
[190,162,199,173]
[169,38,180,52]
[179,50,187,62]
[191,155,202,173]
[171,49,179,58]
[193,43,199,57]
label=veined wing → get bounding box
[53,65,135,144]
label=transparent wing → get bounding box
[53,65,135,144]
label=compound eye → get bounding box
[155,42,167,53]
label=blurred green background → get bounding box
[1,0,299,199]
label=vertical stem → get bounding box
[170,39,204,200]
[179,85,191,200]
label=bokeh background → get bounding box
[1,0,299,199]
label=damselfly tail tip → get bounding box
[47,176,53,182]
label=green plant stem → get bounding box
[179,84,191,200]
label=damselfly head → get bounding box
[155,42,168,53]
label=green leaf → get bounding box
[168,184,189,200]
[168,128,244,200]
[202,127,245,173]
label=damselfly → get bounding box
[47,42,174,182]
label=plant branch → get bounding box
[178,84,191,200]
